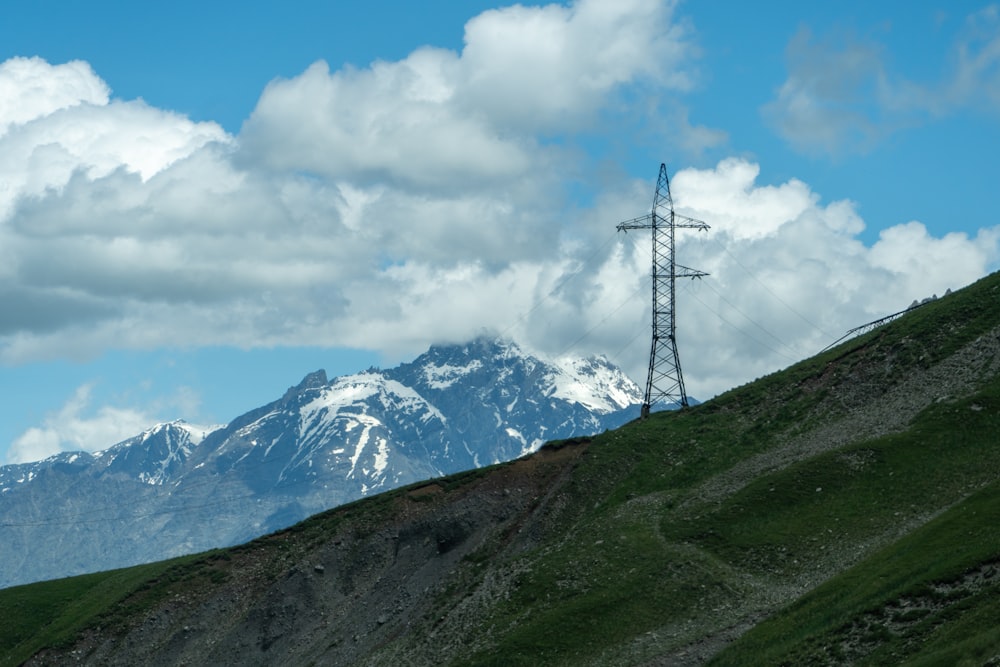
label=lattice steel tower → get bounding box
[617,163,709,417]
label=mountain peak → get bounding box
[299,369,329,390]
[0,336,641,588]
[424,334,519,357]
[281,369,329,401]
[124,419,221,447]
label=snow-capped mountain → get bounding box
[0,337,642,588]
[97,420,219,486]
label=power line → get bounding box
[682,283,800,364]
[499,229,621,341]
[555,275,651,359]
[707,234,836,340]
[694,278,807,360]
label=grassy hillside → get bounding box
[0,556,205,667]
[3,272,1000,666]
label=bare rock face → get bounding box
[26,442,590,667]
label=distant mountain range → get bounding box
[0,337,642,588]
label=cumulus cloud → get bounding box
[240,0,691,191]
[0,61,228,224]
[457,0,691,130]
[763,6,1000,155]
[617,159,1000,398]
[1,0,998,434]
[240,56,536,191]
[6,384,156,464]
[0,0,695,359]
[0,57,109,134]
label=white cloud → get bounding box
[240,0,691,190]
[0,59,228,225]
[869,221,1000,297]
[476,158,997,403]
[761,27,891,156]
[240,56,536,191]
[763,7,1000,155]
[0,0,698,363]
[0,57,109,135]
[0,1,998,417]
[6,384,156,464]
[949,5,1000,111]
[457,0,690,131]
[591,160,1000,399]
[670,158,845,240]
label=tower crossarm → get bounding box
[674,214,710,230]
[674,265,708,279]
[616,213,710,232]
[616,214,654,231]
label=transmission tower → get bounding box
[617,163,709,417]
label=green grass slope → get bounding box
[435,276,1000,666]
[3,271,1000,666]
[0,556,205,667]
[710,482,1000,666]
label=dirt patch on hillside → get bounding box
[26,441,590,667]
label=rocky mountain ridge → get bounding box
[0,337,642,588]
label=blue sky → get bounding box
[1,0,998,464]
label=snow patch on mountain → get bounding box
[347,413,382,479]
[87,420,227,486]
[380,378,446,424]
[172,420,222,445]
[323,371,384,406]
[372,436,390,476]
[422,360,484,389]
[547,355,641,412]
[505,427,525,446]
